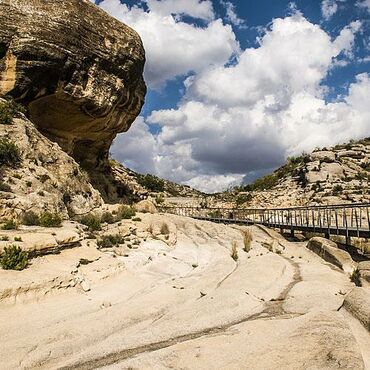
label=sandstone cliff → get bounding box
[0,0,146,167]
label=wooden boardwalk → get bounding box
[159,203,370,243]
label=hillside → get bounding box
[208,138,370,209]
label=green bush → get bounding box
[332,184,343,196]
[132,217,142,222]
[138,174,165,192]
[97,234,125,248]
[0,103,13,125]
[155,195,165,204]
[0,138,21,167]
[235,193,252,206]
[118,205,136,220]
[0,245,28,270]
[80,214,101,231]
[0,98,26,126]
[101,211,115,224]
[14,236,22,242]
[1,219,17,230]
[22,211,40,226]
[39,212,62,227]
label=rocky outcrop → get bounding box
[358,261,370,287]
[0,102,103,218]
[306,237,356,274]
[0,0,146,166]
[135,200,157,214]
[344,287,370,331]
[199,138,370,210]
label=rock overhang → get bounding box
[0,0,146,166]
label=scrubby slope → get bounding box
[219,138,370,208]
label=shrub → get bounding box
[0,245,28,270]
[0,181,11,192]
[155,195,165,204]
[332,184,343,196]
[0,138,21,167]
[0,98,24,125]
[231,241,238,261]
[1,219,17,230]
[138,174,165,192]
[1,236,9,241]
[39,212,62,227]
[235,193,252,206]
[160,223,170,235]
[37,190,45,196]
[14,236,22,242]
[243,229,253,252]
[350,269,361,287]
[80,213,101,231]
[22,211,40,226]
[0,102,13,125]
[101,211,115,224]
[132,217,142,222]
[97,234,125,248]
[118,205,136,220]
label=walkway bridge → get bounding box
[159,203,370,244]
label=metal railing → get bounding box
[158,203,370,242]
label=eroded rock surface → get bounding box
[0,105,103,218]
[0,217,368,369]
[307,236,356,274]
[0,0,146,165]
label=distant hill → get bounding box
[215,138,370,208]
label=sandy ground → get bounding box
[0,214,368,369]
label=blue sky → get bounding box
[94,0,370,192]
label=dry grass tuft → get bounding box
[160,222,170,235]
[231,240,238,261]
[243,229,253,252]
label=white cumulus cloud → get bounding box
[104,4,368,193]
[321,0,339,20]
[98,0,239,88]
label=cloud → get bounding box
[357,0,370,13]
[321,0,338,20]
[102,3,367,193]
[186,16,361,108]
[98,0,239,88]
[220,0,247,29]
[145,0,215,21]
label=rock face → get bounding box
[0,100,103,218]
[344,287,370,331]
[0,0,146,166]
[307,237,356,274]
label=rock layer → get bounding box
[0,0,146,165]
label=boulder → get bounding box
[343,287,370,331]
[311,150,336,162]
[135,200,157,214]
[0,0,146,166]
[306,237,355,274]
[358,261,370,287]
